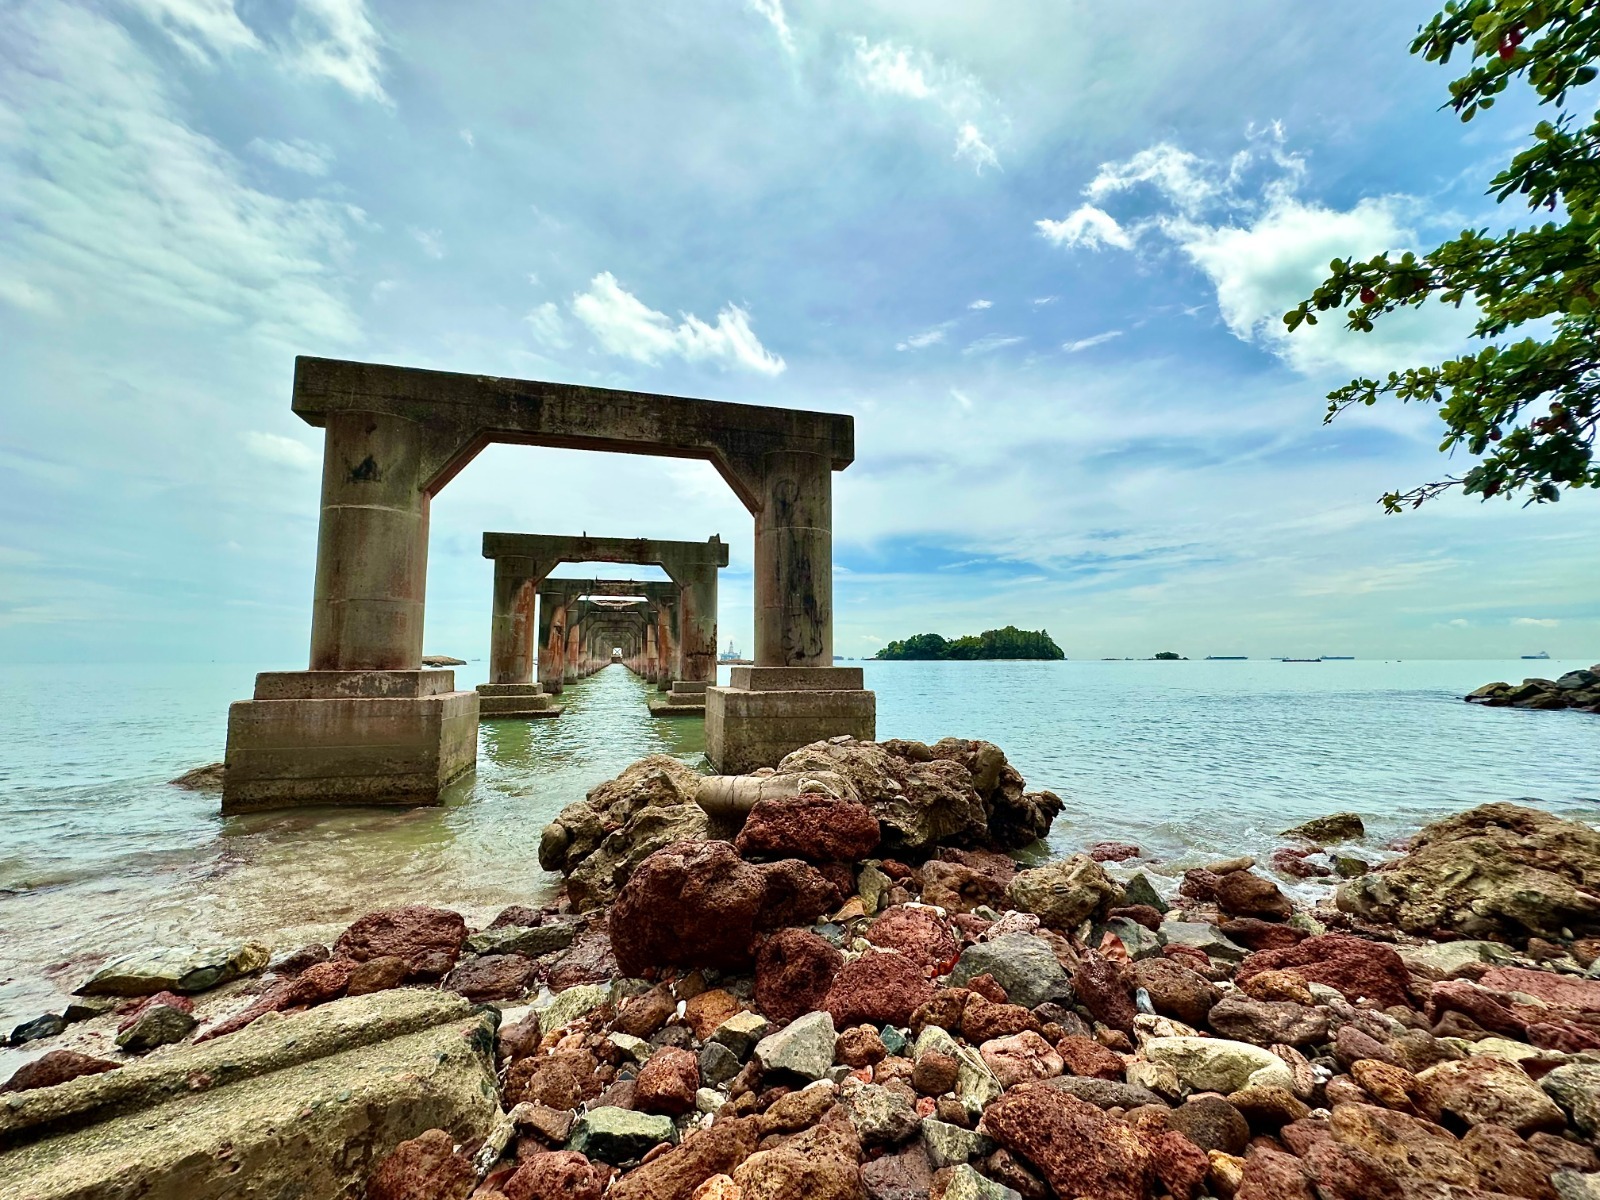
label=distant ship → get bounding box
[719,639,744,663]
[1281,657,1322,663]
[1522,650,1550,660]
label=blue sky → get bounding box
[2,0,1596,665]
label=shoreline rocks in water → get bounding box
[1466,665,1600,712]
[4,735,1600,1200]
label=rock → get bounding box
[1554,1171,1600,1200]
[1541,1063,1600,1136]
[1226,1086,1309,1131]
[1141,1036,1294,1094]
[684,988,742,1040]
[0,1050,119,1093]
[1072,950,1137,1035]
[114,999,197,1052]
[1236,1147,1314,1200]
[267,941,330,975]
[1206,995,1328,1048]
[1271,848,1333,879]
[1053,1035,1123,1080]
[1480,965,1600,1013]
[77,941,270,997]
[0,990,498,1199]
[466,922,580,958]
[569,1106,677,1163]
[827,951,937,1028]
[9,1014,66,1046]
[1397,940,1518,979]
[866,905,960,972]
[503,1150,606,1199]
[978,1031,1062,1088]
[1159,920,1247,962]
[1123,873,1170,913]
[1327,1102,1478,1190]
[1416,1056,1567,1133]
[547,928,621,990]
[921,1118,993,1168]
[347,955,411,996]
[610,842,840,976]
[732,1117,864,1200]
[538,753,704,878]
[334,906,468,981]
[934,1164,1022,1200]
[1004,855,1120,931]
[1214,871,1293,921]
[1460,1123,1564,1200]
[754,1011,837,1081]
[981,1085,1154,1200]
[636,1046,700,1117]
[1167,1096,1250,1155]
[754,928,843,1024]
[1235,934,1413,1009]
[836,1025,887,1069]
[759,1081,838,1132]
[608,1117,762,1200]
[1336,802,1600,943]
[861,1145,934,1200]
[1149,1129,1210,1200]
[366,1128,475,1200]
[445,954,535,1002]
[538,981,611,1033]
[1282,813,1365,843]
[735,791,881,862]
[1349,1060,1420,1111]
[712,1011,772,1061]
[169,762,227,790]
[921,861,1009,914]
[841,1079,920,1146]
[1132,958,1220,1026]
[947,935,1067,1009]
[1042,1075,1166,1110]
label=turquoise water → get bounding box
[0,657,1596,1030]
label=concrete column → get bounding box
[675,566,719,685]
[309,412,429,671]
[753,450,832,668]
[547,602,567,694]
[565,621,582,682]
[488,557,538,685]
[656,606,672,691]
[645,621,659,682]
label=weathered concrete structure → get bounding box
[483,533,726,710]
[222,356,873,810]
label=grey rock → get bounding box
[711,1010,771,1060]
[1542,1063,1600,1136]
[78,942,271,997]
[465,922,579,958]
[1004,855,1121,931]
[858,863,892,914]
[920,1118,992,1168]
[953,1044,1002,1120]
[880,1025,909,1056]
[10,1015,67,1046]
[1122,872,1170,913]
[1158,920,1247,962]
[1554,1170,1600,1200]
[1206,995,1328,1048]
[948,934,1069,1008]
[938,1163,1023,1200]
[698,1041,741,1086]
[1281,813,1365,843]
[1043,1075,1166,1110]
[114,1004,197,1053]
[568,1106,676,1161]
[841,1080,920,1146]
[1103,916,1162,960]
[1397,940,1518,977]
[537,982,611,1033]
[754,1010,836,1080]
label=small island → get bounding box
[874,625,1065,660]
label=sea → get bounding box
[1,657,1596,1042]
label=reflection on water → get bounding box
[0,657,1596,1033]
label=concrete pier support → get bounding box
[475,555,561,718]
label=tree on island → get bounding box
[875,626,1065,660]
[1287,0,1600,511]
[1153,651,1184,660]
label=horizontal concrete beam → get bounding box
[482,533,729,574]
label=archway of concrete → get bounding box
[221,356,876,813]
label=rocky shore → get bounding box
[5,736,1600,1200]
[1466,665,1600,713]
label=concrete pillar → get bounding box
[753,450,832,668]
[676,565,719,684]
[565,621,582,682]
[309,413,430,671]
[547,602,567,694]
[488,557,538,685]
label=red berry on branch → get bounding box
[1360,287,1377,304]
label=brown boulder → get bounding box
[960,995,1040,1043]
[333,905,468,981]
[731,1116,866,1199]
[365,1128,474,1200]
[503,1150,605,1200]
[1215,871,1293,922]
[446,954,534,1002]
[755,928,843,1024]
[610,841,839,976]
[347,955,410,996]
[1235,934,1413,1009]
[1149,1129,1209,1200]
[1236,1146,1315,1200]
[1327,1102,1477,1190]
[608,1117,762,1200]
[1219,918,1308,952]
[1207,995,1328,1048]
[734,792,880,862]
[1415,1057,1566,1134]
[1460,1123,1562,1200]
[864,905,959,972]
[285,961,355,1006]
[1133,957,1220,1027]
[918,860,1007,914]
[1055,1035,1123,1080]
[1073,950,1137,1034]
[981,1084,1154,1200]
[825,951,936,1028]
[1168,1096,1250,1156]
[636,1046,700,1117]
[0,1049,119,1093]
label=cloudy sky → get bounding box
[2,0,1596,665]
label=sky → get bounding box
[1,0,1596,666]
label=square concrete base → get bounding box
[475,683,563,719]
[705,668,876,774]
[223,670,478,813]
[648,699,707,717]
[665,681,708,709]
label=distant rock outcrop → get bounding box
[1465,665,1600,712]
[420,655,467,666]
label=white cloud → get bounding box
[954,122,999,174]
[290,0,387,103]
[950,388,974,410]
[896,323,951,351]
[1447,618,1471,628]
[1033,296,1057,307]
[968,299,992,310]
[248,136,334,176]
[1036,205,1132,251]
[409,227,445,259]
[1085,143,1222,215]
[851,38,1003,173]
[459,129,475,148]
[0,275,58,314]
[569,272,785,375]
[0,2,360,345]
[962,334,1024,356]
[1511,617,1559,628]
[243,431,319,469]
[122,0,260,62]
[524,301,569,349]
[745,0,794,54]
[854,39,933,99]
[1064,330,1122,353]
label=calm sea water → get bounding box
[1,658,1596,1033]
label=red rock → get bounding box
[1089,841,1141,862]
[1220,918,1309,952]
[835,1025,886,1069]
[347,955,410,996]
[1162,943,1214,972]
[497,1011,543,1064]
[966,973,1008,1004]
[116,990,196,1031]
[1149,1129,1209,1200]
[548,929,620,990]
[333,905,468,981]
[609,841,840,976]
[1133,957,1220,1026]
[1236,1145,1314,1199]
[1271,848,1332,879]
[825,950,936,1027]
[864,905,958,972]
[734,792,880,862]
[1480,966,1600,1014]
[859,1145,933,1200]
[1180,868,1222,901]
[981,1084,1154,1200]
[1055,1035,1124,1080]
[0,1049,119,1093]
[960,995,1040,1042]
[1527,1019,1600,1052]
[1459,1123,1559,1200]
[979,1030,1063,1088]
[365,1128,474,1200]
[635,1046,700,1116]
[504,1049,601,1109]
[195,980,294,1042]
[1110,905,1164,931]
[1236,934,1414,1009]
[615,987,676,1038]
[918,860,1007,914]
[503,1150,605,1200]
[1073,950,1138,1034]
[607,1118,761,1200]
[754,928,843,1024]
[683,988,741,1040]
[909,988,971,1037]
[274,959,352,1007]
[1216,871,1294,921]
[446,954,535,1002]
[912,1052,959,1096]
[1426,979,1526,1039]
[1299,1137,1408,1200]
[731,1118,863,1199]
